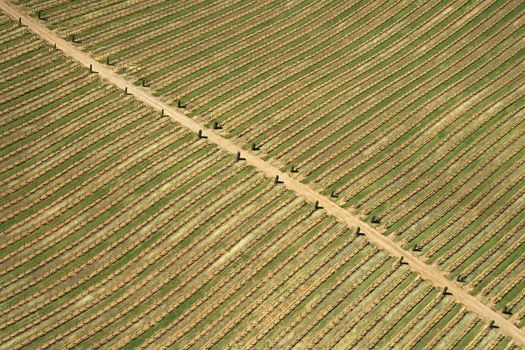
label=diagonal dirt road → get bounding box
[1,0,523,346]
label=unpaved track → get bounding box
[1,0,524,346]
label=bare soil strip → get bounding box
[1,0,523,345]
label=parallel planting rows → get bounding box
[19,0,525,326]
[1,12,516,349]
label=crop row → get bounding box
[1,5,520,347]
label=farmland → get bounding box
[2,10,520,349]
[15,0,525,328]
[1,0,524,348]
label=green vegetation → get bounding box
[2,0,524,348]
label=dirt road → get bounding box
[1,0,523,346]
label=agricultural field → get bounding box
[15,0,525,328]
[2,9,519,349]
